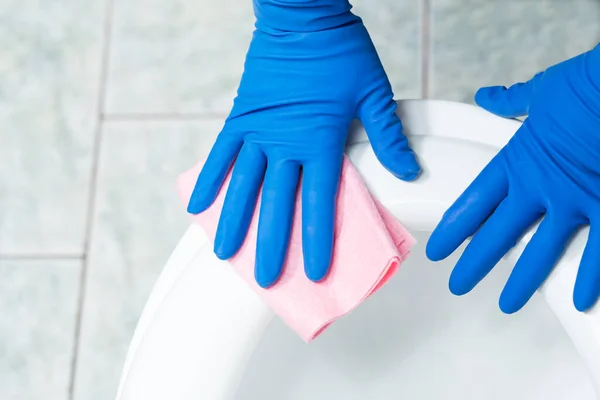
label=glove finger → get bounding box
[573,222,600,311]
[188,129,243,214]
[499,214,577,314]
[426,156,508,262]
[255,159,301,288]
[449,196,542,296]
[359,93,421,181]
[474,71,544,118]
[214,142,266,260]
[301,152,344,282]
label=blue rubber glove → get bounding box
[427,45,600,313]
[187,0,420,288]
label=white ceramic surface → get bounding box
[115,100,600,400]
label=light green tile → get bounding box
[0,260,80,400]
[104,0,422,115]
[73,119,221,400]
[431,0,600,102]
[0,0,107,254]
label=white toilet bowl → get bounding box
[115,100,600,400]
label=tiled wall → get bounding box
[1,0,599,399]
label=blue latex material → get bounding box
[427,45,600,313]
[187,0,420,288]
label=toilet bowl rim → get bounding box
[115,99,600,400]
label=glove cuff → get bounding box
[253,0,360,33]
[587,44,600,89]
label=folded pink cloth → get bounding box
[177,157,415,342]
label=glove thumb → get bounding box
[475,71,544,118]
[359,95,421,181]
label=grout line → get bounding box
[68,0,115,397]
[102,112,229,122]
[421,0,431,99]
[0,254,83,261]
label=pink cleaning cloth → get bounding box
[177,156,416,342]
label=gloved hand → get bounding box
[427,45,600,313]
[187,0,420,288]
